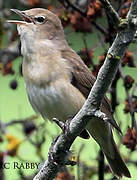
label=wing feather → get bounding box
[61,48,121,133]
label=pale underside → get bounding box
[26,79,114,158]
[19,24,116,159]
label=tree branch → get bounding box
[33,1,137,179]
[58,0,107,35]
[100,0,120,29]
[98,150,104,180]
[62,0,87,17]
[119,65,137,130]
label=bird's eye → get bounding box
[34,16,46,24]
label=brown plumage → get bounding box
[8,8,131,178]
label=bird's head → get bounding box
[7,8,64,40]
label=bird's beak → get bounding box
[7,9,33,25]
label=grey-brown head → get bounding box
[8,8,64,40]
[8,8,67,58]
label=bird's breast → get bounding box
[25,79,86,122]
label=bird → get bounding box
[8,8,131,178]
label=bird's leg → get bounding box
[48,134,77,166]
[94,110,122,134]
[50,117,75,165]
[48,135,60,165]
[53,116,90,139]
[52,117,71,135]
[52,118,65,131]
[66,116,90,139]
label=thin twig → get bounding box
[119,65,137,130]
[98,150,104,180]
[58,0,107,35]
[100,0,120,29]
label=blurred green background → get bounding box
[1,0,137,179]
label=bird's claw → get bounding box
[53,117,72,135]
[48,136,59,165]
[53,118,65,130]
[94,110,122,134]
[48,137,76,166]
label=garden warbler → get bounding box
[8,8,131,178]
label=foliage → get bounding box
[0,0,137,179]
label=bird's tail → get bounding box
[103,140,131,178]
[86,118,131,178]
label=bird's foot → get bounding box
[94,110,122,134]
[48,135,59,165]
[53,118,65,131]
[53,116,90,139]
[48,135,76,166]
[53,117,71,135]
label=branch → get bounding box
[33,1,137,179]
[5,115,38,126]
[100,0,120,29]
[62,0,87,17]
[92,21,107,35]
[0,40,20,64]
[119,65,137,130]
[98,150,104,180]
[58,0,107,35]
[110,71,120,112]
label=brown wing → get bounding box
[62,48,121,133]
[62,48,95,98]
